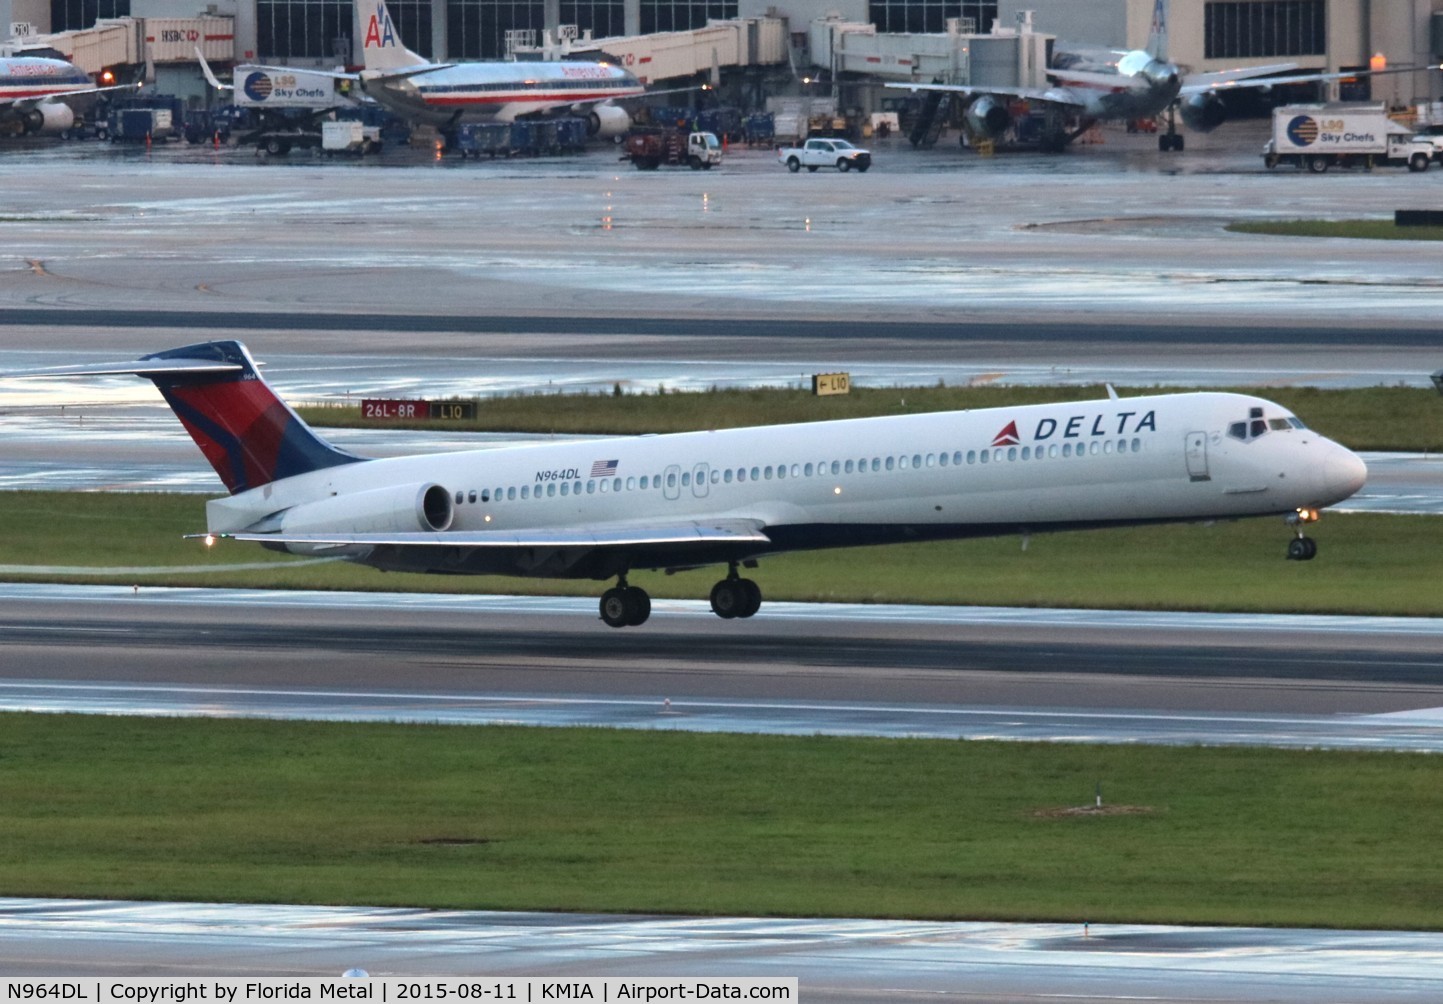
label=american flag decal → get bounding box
[590,459,619,477]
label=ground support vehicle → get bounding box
[1263,103,1433,173]
[321,120,382,154]
[777,137,872,172]
[622,128,722,170]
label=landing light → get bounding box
[1295,507,1319,523]
[203,534,216,547]
[484,514,492,522]
[833,486,841,495]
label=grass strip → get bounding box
[297,385,1443,452]
[2,712,1441,928]
[0,492,1439,616]
[1228,219,1443,241]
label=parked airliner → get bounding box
[889,0,1437,151]
[212,0,644,139]
[17,341,1366,628]
[0,52,136,136]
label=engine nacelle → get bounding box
[22,101,75,135]
[964,96,1011,140]
[1179,93,1226,133]
[276,482,455,543]
[587,103,632,138]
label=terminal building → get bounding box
[2,0,1439,111]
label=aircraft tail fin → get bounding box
[358,0,431,72]
[1147,0,1168,61]
[139,341,363,495]
[14,341,364,495]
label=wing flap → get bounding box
[883,81,1087,109]
[221,518,771,550]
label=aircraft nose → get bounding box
[1322,448,1367,502]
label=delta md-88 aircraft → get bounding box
[24,341,1366,628]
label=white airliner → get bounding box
[17,340,1368,627]
[889,0,1437,151]
[211,0,644,139]
[0,52,136,136]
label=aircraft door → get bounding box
[1185,432,1210,482]
[663,463,681,500]
[692,463,710,498]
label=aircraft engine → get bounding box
[22,102,75,135]
[964,96,1011,140]
[587,104,631,138]
[274,482,455,547]
[1179,93,1227,133]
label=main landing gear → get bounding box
[1285,507,1320,561]
[597,565,764,628]
[709,565,762,619]
[599,575,651,628]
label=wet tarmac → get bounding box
[4,897,1443,1001]
[0,122,1439,334]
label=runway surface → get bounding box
[6,583,1443,750]
[4,897,1443,1002]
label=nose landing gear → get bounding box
[1285,508,1320,561]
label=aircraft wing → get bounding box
[1181,62,1437,95]
[219,518,772,552]
[361,62,456,82]
[10,81,140,109]
[883,81,1088,111]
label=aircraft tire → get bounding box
[737,579,762,618]
[1287,536,1317,561]
[600,587,630,627]
[709,579,743,619]
[623,586,651,626]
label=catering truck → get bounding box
[1262,103,1433,173]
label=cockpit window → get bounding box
[1231,408,1303,443]
[1228,422,1248,441]
[1288,417,1307,430]
[1268,418,1292,431]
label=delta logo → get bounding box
[991,421,1020,447]
[363,8,397,48]
[990,410,1159,446]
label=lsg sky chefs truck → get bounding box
[1263,103,1434,173]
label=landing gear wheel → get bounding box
[1287,536,1317,561]
[623,586,650,626]
[600,585,651,627]
[710,579,745,619]
[737,578,762,618]
[710,577,762,619]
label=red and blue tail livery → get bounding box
[139,341,363,494]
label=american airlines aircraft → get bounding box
[889,0,1436,152]
[22,340,1366,628]
[215,0,644,140]
[0,52,135,136]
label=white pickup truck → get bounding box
[778,137,872,173]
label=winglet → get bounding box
[195,46,231,91]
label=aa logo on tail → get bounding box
[991,421,1021,447]
[363,6,397,48]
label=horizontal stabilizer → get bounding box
[221,519,772,550]
[0,357,244,380]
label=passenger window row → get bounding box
[451,438,1146,507]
